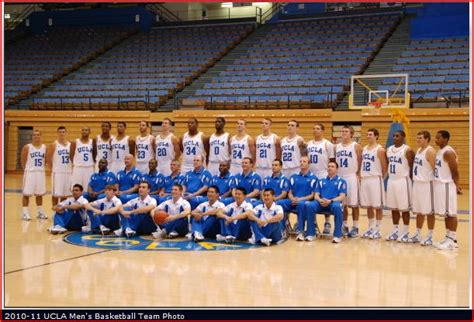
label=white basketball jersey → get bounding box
[73,138,93,167]
[155,133,175,163]
[25,144,46,172]
[281,135,303,170]
[230,134,251,165]
[256,133,277,168]
[182,132,206,167]
[52,141,72,173]
[307,139,334,175]
[111,136,130,164]
[336,142,358,176]
[209,132,230,163]
[136,135,153,164]
[96,135,113,164]
[413,146,434,182]
[361,144,383,177]
[434,145,457,183]
[387,144,410,179]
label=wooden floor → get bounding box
[4,174,470,307]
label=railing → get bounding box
[5,4,38,30]
[204,93,339,110]
[163,7,263,22]
[260,3,285,24]
[30,93,165,111]
[146,3,181,22]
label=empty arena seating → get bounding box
[29,23,254,110]
[4,26,138,107]
[188,14,400,109]
[380,36,469,103]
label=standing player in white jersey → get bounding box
[110,122,135,175]
[335,125,362,238]
[409,130,436,245]
[360,128,388,239]
[20,129,47,220]
[180,118,209,174]
[155,118,180,176]
[306,123,335,234]
[208,117,231,177]
[385,130,415,243]
[135,120,155,174]
[434,130,462,250]
[70,126,95,191]
[46,126,72,208]
[255,118,281,179]
[93,121,113,172]
[281,120,305,178]
[229,119,255,175]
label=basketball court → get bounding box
[4,173,470,307]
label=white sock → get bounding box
[375,220,382,232]
[403,225,409,234]
[353,220,359,228]
[393,224,399,231]
[427,230,433,237]
[343,221,348,227]
[448,231,457,240]
[37,206,45,213]
[22,207,29,213]
[415,228,421,235]
[369,219,375,229]
[446,229,450,237]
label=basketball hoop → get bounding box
[369,101,383,109]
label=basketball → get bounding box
[153,210,169,225]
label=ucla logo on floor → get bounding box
[63,232,263,251]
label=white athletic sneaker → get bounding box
[99,225,110,235]
[47,225,57,234]
[216,234,225,242]
[362,228,374,238]
[168,231,179,239]
[369,230,382,240]
[385,230,399,241]
[436,237,458,250]
[56,225,67,234]
[408,234,421,244]
[225,235,236,244]
[397,232,410,243]
[260,237,272,246]
[152,229,166,239]
[22,212,31,221]
[194,231,205,241]
[332,237,342,244]
[295,233,305,241]
[81,224,92,233]
[247,236,256,244]
[185,232,193,241]
[305,235,316,242]
[114,228,123,237]
[125,227,136,238]
[37,212,48,220]
[420,235,433,246]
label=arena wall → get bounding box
[5,108,469,188]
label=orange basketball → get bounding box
[153,210,169,225]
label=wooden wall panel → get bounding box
[5,108,469,189]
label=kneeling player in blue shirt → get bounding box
[216,187,253,244]
[302,161,346,243]
[190,185,225,241]
[48,184,88,234]
[247,188,284,246]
